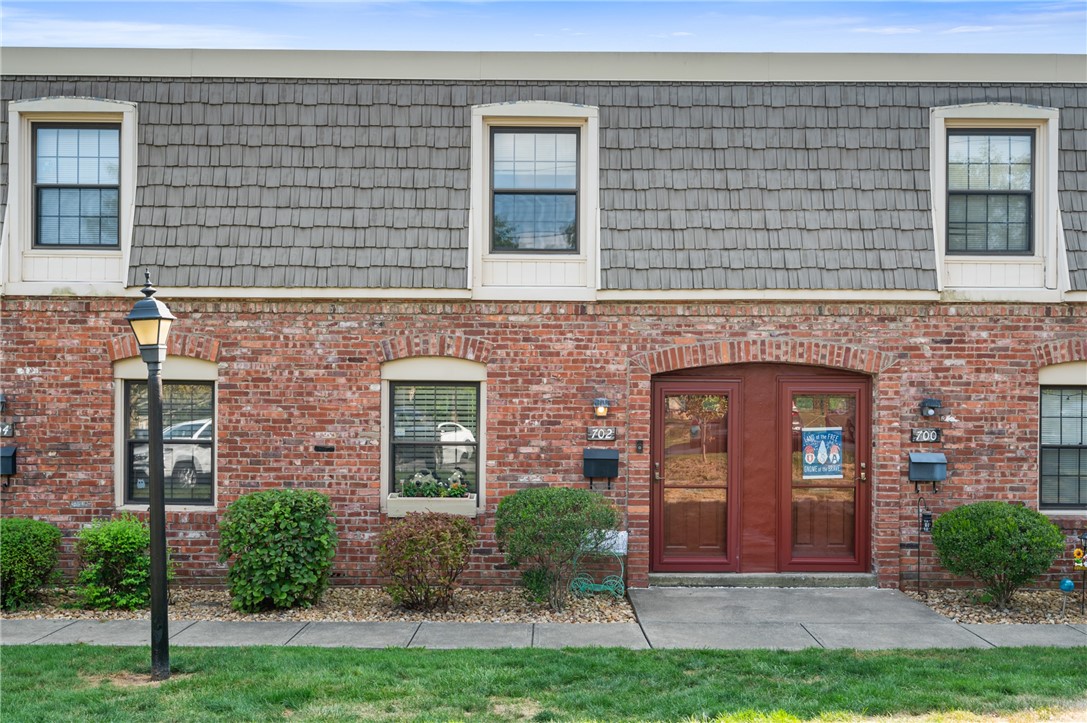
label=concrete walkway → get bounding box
[2,588,1085,649]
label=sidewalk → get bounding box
[3,588,1085,649]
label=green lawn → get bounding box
[2,645,1084,722]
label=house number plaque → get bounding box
[586,427,617,441]
[910,428,942,443]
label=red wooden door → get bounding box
[778,379,870,572]
[650,380,740,571]
[650,366,870,574]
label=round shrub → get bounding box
[76,514,153,610]
[0,518,62,610]
[932,500,1064,610]
[376,512,477,611]
[218,489,338,612]
[494,486,619,611]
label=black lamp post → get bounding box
[125,272,176,681]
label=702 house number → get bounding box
[910,428,942,443]
[587,427,617,441]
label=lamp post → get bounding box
[126,272,176,681]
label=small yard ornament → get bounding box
[1059,577,1074,616]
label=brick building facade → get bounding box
[2,48,1085,590]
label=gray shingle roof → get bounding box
[2,78,1085,290]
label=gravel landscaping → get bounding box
[904,588,1087,625]
[1,586,637,624]
[5,585,1085,626]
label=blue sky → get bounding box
[1,1,1084,53]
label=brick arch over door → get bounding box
[630,338,896,376]
[375,334,493,364]
[106,332,221,363]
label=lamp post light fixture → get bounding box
[125,272,176,681]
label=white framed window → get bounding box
[4,97,137,294]
[114,356,218,510]
[930,103,1063,298]
[1039,362,1087,512]
[380,357,486,512]
[470,101,599,300]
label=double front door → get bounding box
[650,364,870,573]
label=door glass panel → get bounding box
[662,393,728,558]
[791,393,857,559]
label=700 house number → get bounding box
[910,428,942,443]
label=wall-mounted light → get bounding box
[919,398,942,418]
[592,398,611,418]
[0,394,7,413]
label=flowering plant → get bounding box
[399,468,471,498]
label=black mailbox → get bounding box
[1,446,16,476]
[583,448,619,479]
[908,452,947,482]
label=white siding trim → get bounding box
[3,48,1083,83]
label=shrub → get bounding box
[376,512,476,611]
[76,514,153,610]
[494,487,619,611]
[0,518,62,610]
[218,489,338,612]
[932,501,1064,610]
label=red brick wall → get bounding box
[2,296,1084,590]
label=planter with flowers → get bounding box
[386,468,477,518]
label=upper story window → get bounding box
[470,101,599,301]
[1040,386,1086,510]
[946,130,1033,255]
[34,124,121,247]
[491,128,579,253]
[929,103,1062,298]
[5,97,137,294]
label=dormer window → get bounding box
[946,130,1033,255]
[491,128,579,253]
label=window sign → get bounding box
[802,426,844,479]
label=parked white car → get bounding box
[133,418,213,487]
[437,421,475,466]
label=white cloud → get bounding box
[942,26,995,34]
[852,26,921,35]
[0,9,295,48]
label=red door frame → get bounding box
[776,377,871,573]
[650,379,742,572]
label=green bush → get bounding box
[76,514,153,610]
[932,501,1064,610]
[218,489,338,612]
[494,487,619,611]
[376,512,476,611]
[0,518,62,610]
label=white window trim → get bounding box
[469,101,600,301]
[114,356,218,512]
[4,97,137,296]
[379,357,487,513]
[930,103,1067,301]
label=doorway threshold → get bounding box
[648,572,877,588]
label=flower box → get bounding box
[386,493,478,518]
